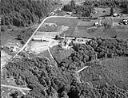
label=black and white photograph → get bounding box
[1,0,128,98]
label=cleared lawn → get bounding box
[75,17,128,39]
[39,17,128,39]
[44,17,78,26]
[27,40,59,54]
[43,17,79,36]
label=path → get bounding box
[1,84,31,95]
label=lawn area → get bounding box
[45,17,79,26]
[43,17,79,36]
[73,17,128,39]
[39,17,128,39]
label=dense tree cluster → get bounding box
[62,0,93,17]
[59,44,97,71]
[87,38,128,58]
[1,0,55,27]
[4,53,128,97]
[83,0,128,9]
[3,38,128,98]
[62,0,128,17]
[59,38,128,71]
[4,56,75,98]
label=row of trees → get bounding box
[62,0,93,17]
[1,0,55,27]
[4,56,75,98]
[59,38,128,71]
[62,0,128,17]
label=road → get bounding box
[1,84,31,95]
[13,16,77,59]
[1,84,31,91]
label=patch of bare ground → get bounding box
[1,50,12,73]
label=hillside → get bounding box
[2,38,128,98]
[1,0,57,27]
[1,0,128,98]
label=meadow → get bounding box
[44,16,128,39]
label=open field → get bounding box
[26,40,59,54]
[44,17,79,36]
[44,17,128,39]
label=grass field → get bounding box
[45,17,78,26]
[44,17,79,36]
[38,17,128,39]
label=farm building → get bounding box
[91,7,111,18]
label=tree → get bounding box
[110,7,114,16]
[70,0,75,9]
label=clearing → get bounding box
[43,17,128,39]
[1,50,12,74]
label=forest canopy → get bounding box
[1,0,56,27]
[62,0,128,17]
[3,38,128,98]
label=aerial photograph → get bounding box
[1,0,128,98]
